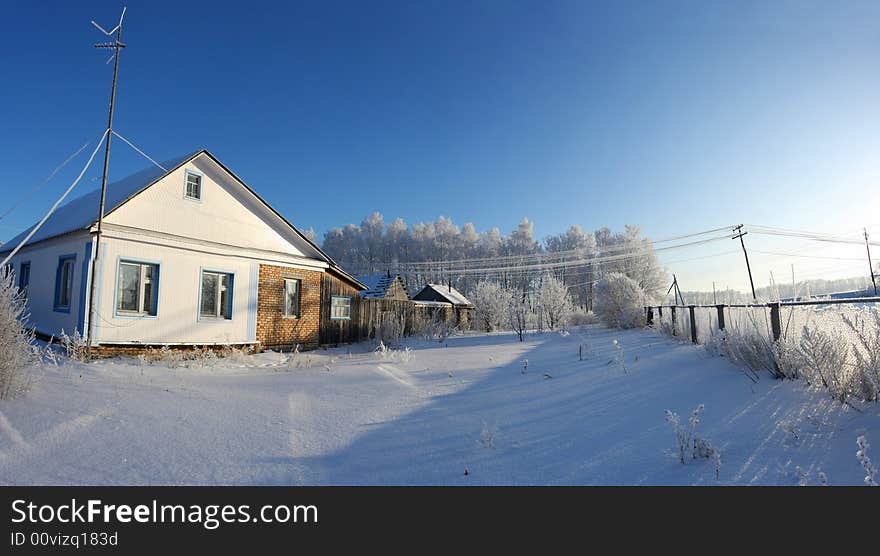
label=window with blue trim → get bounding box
[117,261,159,316]
[200,271,233,319]
[18,262,30,293]
[330,295,352,320]
[54,256,75,311]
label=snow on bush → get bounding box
[568,308,598,326]
[594,273,646,329]
[675,304,880,403]
[0,272,39,399]
[58,329,90,362]
[664,404,719,478]
[856,435,877,486]
[375,341,414,364]
[842,311,880,402]
[478,421,498,448]
[534,273,573,331]
[139,345,253,369]
[469,280,510,332]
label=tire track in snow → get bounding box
[287,391,320,485]
[0,410,28,452]
[373,364,415,388]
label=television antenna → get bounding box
[87,6,127,354]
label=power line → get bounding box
[0,140,92,222]
[0,130,109,268]
[393,225,737,268]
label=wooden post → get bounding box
[671,306,677,336]
[688,305,697,343]
[646,307,654,326]
[716,305,725,331]
[769,302,782,342]
[658,306,663,318]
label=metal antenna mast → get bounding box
[87,7,127,355]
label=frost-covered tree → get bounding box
[594,272,646,329]
[535,273,573,330]
[545,225,596,309]
[0,273,38,399]
[508,288,531,342]
[469,280,510,332]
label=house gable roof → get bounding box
[2,151,197,250]
[1,149,366,290]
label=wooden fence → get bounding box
[319,297,459,346]
[645,296,880,344]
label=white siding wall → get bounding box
[3,233,92,337]
[105,157,310,256]
[92,237,264,344]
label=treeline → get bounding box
[320,213,667,308]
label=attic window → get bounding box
[184,171,202,200]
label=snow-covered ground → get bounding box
[1,326,877,485]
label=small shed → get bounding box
[411,283,474,330]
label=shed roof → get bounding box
[419,284,473,306]
[355,272,408,298]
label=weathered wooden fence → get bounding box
[319,297,459,346]
[645,296,880,345]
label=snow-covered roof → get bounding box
[421,284,473,306]
[412,300,452,307]
[355,273,408,298]
[1,149,366,290]
[1,152,198,251]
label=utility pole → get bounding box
[865,228,878,296]
[732,224,756,301]
[87,8,127,355]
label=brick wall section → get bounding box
[256,264,323,350]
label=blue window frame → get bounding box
[54,254,76,313]
[18,262,30,293]
[330,295,352,320]
[115,260,160,317]
[199,270,234,320]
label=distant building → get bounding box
[411,283,474,329]
[356,272,410,301]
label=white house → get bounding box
[0,150,364,352]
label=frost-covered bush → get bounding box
[534,274,573,330]
[375,341,414,364]
[856,435,877,486]
[58,329,90,362]
[594,273,646,329]
[664,404,719,472]
[0,273,39,399]
[798,327,851,403]
[842,311,880,402]
[568,308,598,326]
[141,345,252,369]
[478,421,498,448]
[469,280,510,332]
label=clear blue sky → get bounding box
[1,1,878,291]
